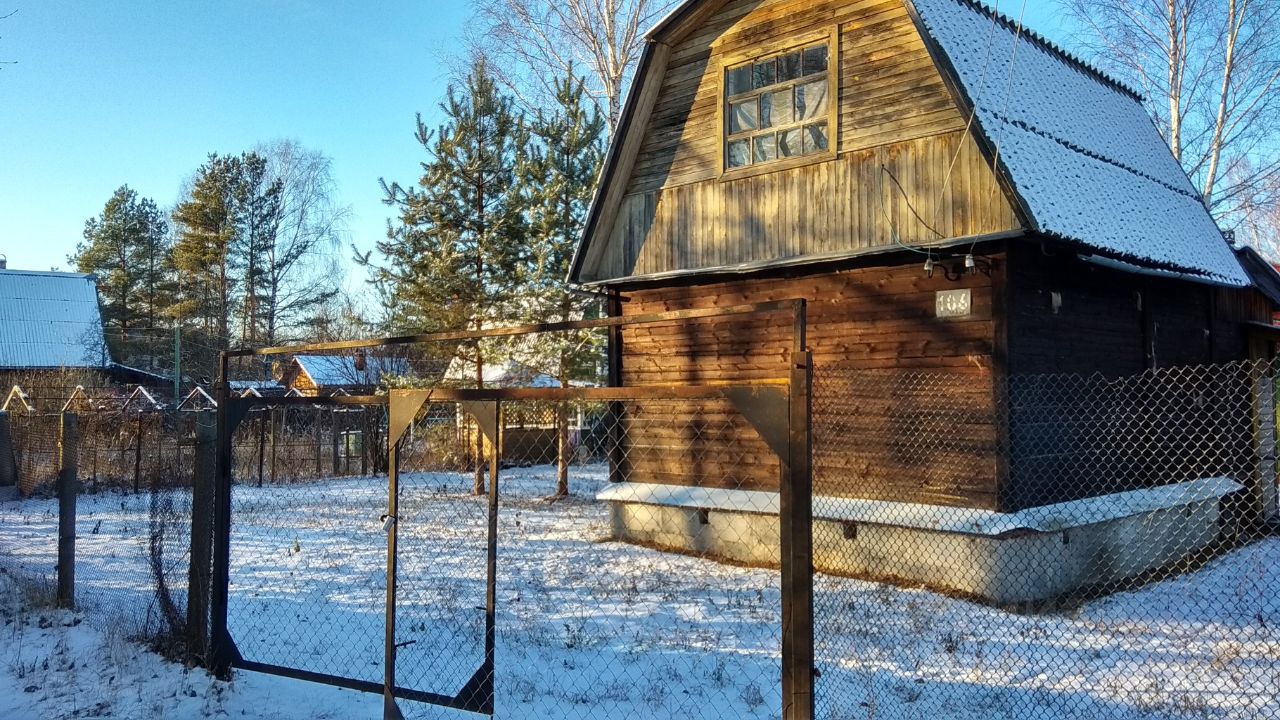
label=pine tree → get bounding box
[71,185,171,364]
[520,71,607,496]
[364,57,529,495]
[171,154,242,353]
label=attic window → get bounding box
[724,41,832,173]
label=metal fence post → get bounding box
[57,412,78,609]
[0,411,17,491]
[257,411,266,488]
[781,302,814,720]
[384,424,403,720]
[332,411,341,476]
[210,355,234,679]
[188,418,216,666]
[134,415,144,493]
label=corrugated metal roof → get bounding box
[0,269,109,369]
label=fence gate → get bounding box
[207,394,395,699]
[205,299,814,720]
[383,396,498,718]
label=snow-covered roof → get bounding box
[0,269,110,369]
[443,357,562,388]
[228,380,281,392]
[294,354,410,388]
[910,0,1248,286]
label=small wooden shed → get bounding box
[570,0,1277,601]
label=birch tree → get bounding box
[470,0,677,129]
[1063,0,1280,218]
[255,140,345,345]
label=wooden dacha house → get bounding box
[571,0,1280,602]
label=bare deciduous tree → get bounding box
[469,0,678,129]
[255,139,347,345]
[1063,0,1280,219]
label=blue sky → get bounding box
[0,1,1069,291]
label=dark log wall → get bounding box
[1002,243,1266,511]
[619,255,1003,510]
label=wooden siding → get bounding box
[618,258,1002,509]
[580,0,1019,283]
[630,0,967,193]
[595,131,1017,280]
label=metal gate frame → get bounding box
[204,299,814,720]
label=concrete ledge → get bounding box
[600,478,1241,604]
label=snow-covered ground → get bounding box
[2,466,1278,719]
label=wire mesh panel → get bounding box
[812,360,1280,720]
[482,397,783,719]
[224,402,390,685]
[393,401,496,716]
[0,411,197,650]
[7,413,61,496]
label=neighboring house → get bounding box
[0,266,175,410]
[279,351,411,397]
[0,266,161,411]
[571,0,1279,602]
[228,380,287,399]
[0,267,110,373]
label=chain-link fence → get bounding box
[222,401,390,685]
[812,358,1280,720]
[385,397,785,719]
[0,412,206,656]
[7,315,1279,719]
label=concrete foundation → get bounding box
[603,479,1238,605]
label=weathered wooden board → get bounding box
[579,0,1017,283]
[617,258,1003,510]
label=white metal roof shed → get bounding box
[0,268,110,369]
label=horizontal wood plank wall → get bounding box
[619,259,1001,510]
[583,0,1016,282]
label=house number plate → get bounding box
[936,289,972,318]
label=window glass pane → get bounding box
[726,64,752,96]
[803,45,829,76]
[804,122,829,153]
[729,99,758,133]
[796,80,828,121]
[753,134,778,163]
[762,89,793,128]
[753,59,776,89]
[779,128,804,157]
[778,51,803,82]
[727,139,751,168]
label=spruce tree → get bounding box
[520,71,607,496]
[366,57,528,495]
[72,185,171,364]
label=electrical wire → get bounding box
[931,0,1005,231]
